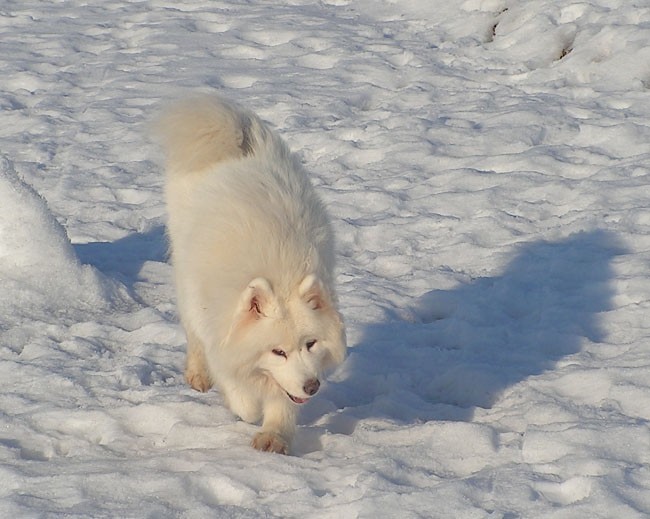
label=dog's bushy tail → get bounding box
[154,95,259,174]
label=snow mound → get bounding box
[0,158,125,325]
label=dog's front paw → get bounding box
[185,369,212,393]
[251,431,289,455]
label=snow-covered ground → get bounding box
[2,0,650,516]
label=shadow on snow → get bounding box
[313,230,627,437]
[74,226,168,288]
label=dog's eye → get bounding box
[272,348,287,358]
[305,340,317,351]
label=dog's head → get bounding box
[230,275,346,404]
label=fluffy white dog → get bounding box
[156,95,346,454]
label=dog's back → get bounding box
[158,95,335,340]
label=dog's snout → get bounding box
[303,378,320,396]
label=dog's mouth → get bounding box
[286,392,309,405]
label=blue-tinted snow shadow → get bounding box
[318,230,627,433]
[74,225,168,287]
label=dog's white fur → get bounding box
[156,95,346,454]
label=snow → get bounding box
[2,0,650,516]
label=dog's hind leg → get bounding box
[184,327,212,392]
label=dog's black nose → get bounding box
[303,379,320,396]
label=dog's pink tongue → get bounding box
[290,394,309,404]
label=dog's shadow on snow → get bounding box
[300,230,627,449]
[74,226,168,288]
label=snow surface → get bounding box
[2,0,650,517]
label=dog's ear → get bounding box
[299,274,347,367]
[239,278,278,319]
[298,274,330,310]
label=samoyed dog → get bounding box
[156,95,346,454]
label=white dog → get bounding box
[156,95,346,454]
